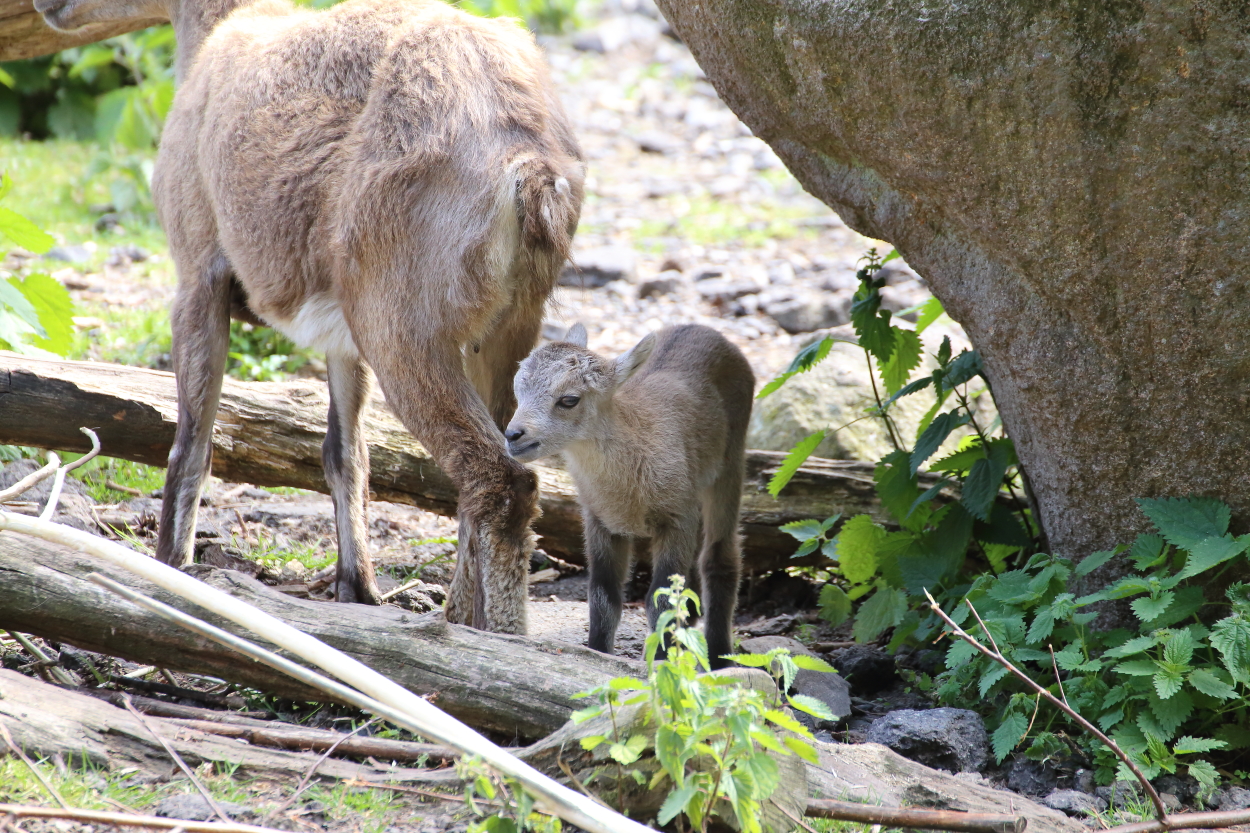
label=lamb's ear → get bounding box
[614,331,657,384]
[565,323,588,348]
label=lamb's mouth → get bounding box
[507,440,541,461]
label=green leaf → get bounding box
[817,584,852,627]
[767,431,825,497]
[791,654,837,673]
[1106,634,1158,659]
[941,349,983,390]
[731,653,772,668]
[0,278,42,330]
[878,328,922,394]
[789,692,837,720]
[783,735,819,763]
[961,455,1008,522]
[992,712,1029,763]
[780,519,825,542]
[1188,759,1219,793]
[0,206,55,254]
[881,374,933,410]
[1148,689,1193,739]
[1187,667,1237,701]
[1153,666,1185,700]
[978,663,1009,697]
[658,784,698,825]
[1074,548,1120,578]
[1130,534,1166,570]
[757,336,847,398]
[1026,607,1055,644]
[914,296,944,333]
[14,273,73,354]
[1131,591,1175,623]
[874,450,928,532]
[579,734,606,750]
[1115,659,1161,677]
[608,732,649,765]
[834,515,885,584]
[1173,736,1228,755]
[910,410,970,474]
[1210,614,1250,684]
[850,289,895,362]
[1178,534,1249,580]
[740,752,780,800]
[764,709,809,736]
[1137,496,1231,551]
[1099,709,1125,732]
[853,586,906,643]
[975,503,1032,548]
[930,442,987,474]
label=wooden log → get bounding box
[160,719,462,764]
[0,531,642,739]
[0,353,939,571]
[0,0,164,62]
[0,668,455,785]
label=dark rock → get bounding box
[696,278,758,303]
[1213,786,1250,810]
[106,244,150,266]
[1094,781,1143,808]
[1006,757,1060,797]
[690,264,725,281]
[94,213,122,233]
[571,14,662,53]
[44,243,93,264]
[1153,773,1199,804]
[559,245,637,287]
[1041,790,1107,816]
[197,542,264,577]
[154,795,250,822]
[829,645,896,696]
[634,130,680,154]
[866,708,989,773]
[638,271,682,299]
[1160,793,1183,812]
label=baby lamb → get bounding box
[505,323,754,668]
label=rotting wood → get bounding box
[0,0,164,61]
[0,669,458,786]
[162,719,461,763]
[0,353,950,570]
[0,533,642,739]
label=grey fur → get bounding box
[506,324,754,667]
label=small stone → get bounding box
[559,245,637,288]
[1005,757,1059,797]
[1153,773,1199,804]
[866,708,990,773]
[638,272,682,299]
[154,795,250,822]
[690,264,725,281]
[737,635,850,722]
[1042,790,1108,816]
[696,279,757,303]
[44,243,94,264]
[1095,780,1143,808]
[634,130,680,154]
[763,293,851,333]
[741,614,796,636]
[106,244,150,266]
[1213,785,1250,810]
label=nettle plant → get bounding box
[572,577,835,833]
[765,248,1036,645]
[937,495,1250,792]
[0,174,74,356]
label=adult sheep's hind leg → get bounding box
[156,252,233,568]
[322,353,381,604]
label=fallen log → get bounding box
[0,353,941,571]
[160,719,461,764]
[0,669,454,786]
[0,531,641,739]
[0,0,165,61]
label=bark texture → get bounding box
[0,532,641,739]
[0,354,946,571]
[652,0,1250,561]
[0,0,163,60]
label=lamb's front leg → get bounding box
[584,510,633,655]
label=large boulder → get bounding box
[866,708,989,774]
[653,0,1250,570]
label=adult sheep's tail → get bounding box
[514,156,581,262]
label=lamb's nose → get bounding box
[504,427,525,442]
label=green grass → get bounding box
[67,453,167,502]
[634,192,822,248]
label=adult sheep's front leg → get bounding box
[363,334,535,634]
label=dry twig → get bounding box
[271,717,379,816]
[3,631,76,687]
[925,590,1168,821]
[39,428,100,521]
[120,696,233,824]
[0,453,59,504]
[0,803,288,833]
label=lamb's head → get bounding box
[505,324,656,463]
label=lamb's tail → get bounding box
[513,155,581,263]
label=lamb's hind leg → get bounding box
[156,252,232,567]
[322,353,381,604]
[699,468,745,670]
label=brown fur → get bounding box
[36,0,583,631]
[506,325,754,667]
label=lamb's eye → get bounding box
[557,395,580,409]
